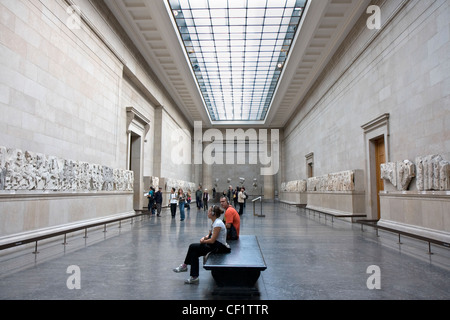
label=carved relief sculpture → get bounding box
[380,160,415,191]
[416,154,450,191]
[0,146,134,192]
[281,180,308,192]
[307,170,355,192]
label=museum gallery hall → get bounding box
[0,0,449,301]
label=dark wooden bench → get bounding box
[203,235,266,296]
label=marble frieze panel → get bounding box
[416,154,450,191]
[380,155,450,191]
[0,146,133,192]
[380,160,415,191]
[307,170,356,192]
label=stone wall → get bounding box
[0,0,198,240]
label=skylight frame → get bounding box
[167,0,308,122]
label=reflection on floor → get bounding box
[0,202,449,300]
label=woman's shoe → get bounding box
[173,264,187,273]
[184,276,199,284]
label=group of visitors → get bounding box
[147,184,248,219]
[224,185,247,215]
[146,186,163,217]
[195,186,211,211]
[146,184,243,285]
[169,187,191,221]
[147,186,192,220]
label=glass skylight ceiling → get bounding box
[168,0,308,122]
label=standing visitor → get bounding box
[178,188,186,221]
[227,185,233,202]
[203,189,210,211]
[169,187,177,218]
[195,186,203,209]
[186,191,191,215]
[233,186,239,208]
[155,186,163,217]
[147,186,155,215]
[238,187,246,215]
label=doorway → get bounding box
[129,133,142,210]
[373,137,385,219]
[361,113,390,220]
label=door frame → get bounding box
[126,107,150,210]
[361,114,390,220]
[374,136,385,219]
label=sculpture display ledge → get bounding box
[379,190,450,243]
[305,190,366,221]
[380,190,450,197]
[305,170,365,220]
[0,190,135,238]
[278,191,308,207]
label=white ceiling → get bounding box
[105,0,371,128]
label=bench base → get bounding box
[211,268,261,287]
[203,235,266,296]
[211,285,261,297]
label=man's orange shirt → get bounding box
[225,206,240,237]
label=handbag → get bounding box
[227,223,238,240]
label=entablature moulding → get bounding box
[126,106,151,137]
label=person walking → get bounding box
[195,186,203,209]
[233,186,239,208]
[169,187,177,218]
[155,186,163,217]
[186,191,191,215]
[147,186,155,215]
[178,188,186,221]
[173,205,230,284]
[227,185,233,203]
[202,189,209,211]
[238,187,246,215]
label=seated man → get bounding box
[220,196,240,240]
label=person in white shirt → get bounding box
[238,187,247,215]
[169,187,178,218]
[173,205,230,284]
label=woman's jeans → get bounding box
[179,201,185,220]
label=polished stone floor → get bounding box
[0,202,449,300]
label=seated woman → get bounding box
[173,205,230,284]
